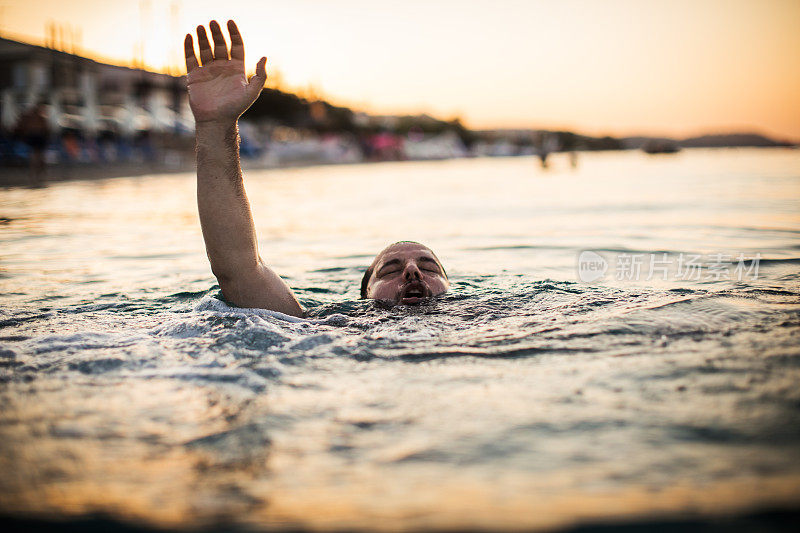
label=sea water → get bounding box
[1,149,799,530]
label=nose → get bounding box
[403,263,422,281]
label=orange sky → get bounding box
[2,0,799,140]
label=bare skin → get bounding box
[185,21,448,315]
[365,242,449,305]
[185,20,302,316]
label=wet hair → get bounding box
[360,265,375,299]
[360,241,447,299]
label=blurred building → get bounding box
[0,36,193,139]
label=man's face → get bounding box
[365,242,449,305]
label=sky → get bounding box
[2,0,799,140]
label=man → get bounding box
[14,101,49,186]
[184,20,449,318]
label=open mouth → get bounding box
[400,281,428,305]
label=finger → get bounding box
[247,56,267,100]
[227,20,244,61]
[196,25,213,65]
[184,34,199,72]
[209,20,229,61]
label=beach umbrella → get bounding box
[48,91,63,131]
[122,95,137,138]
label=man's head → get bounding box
[361,241,449,305]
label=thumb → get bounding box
[247,57,267,100]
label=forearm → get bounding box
[196,120,259,280]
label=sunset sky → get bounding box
[2,0,799,140]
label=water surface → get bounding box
[1,149,799,530]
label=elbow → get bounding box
[216,276,240,306]
[211,266,233,287]
[213,265,260,308]
[209,256,259,289]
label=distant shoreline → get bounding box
[0,156,366,187]
[1,146,796,188]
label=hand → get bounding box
[184,20,266,124]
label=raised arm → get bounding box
[185,20,303,317]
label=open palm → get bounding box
[184,20,266,124]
